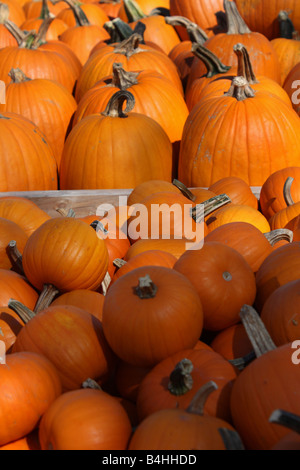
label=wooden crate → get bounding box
[0,187,262,217]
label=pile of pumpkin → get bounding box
[1,0,300,451]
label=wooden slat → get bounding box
[0,187,262,218]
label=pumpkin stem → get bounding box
[224,0,251,35]
[269,409,300,434]
[191,43,231,78]
[54,0,90,26]
[3,20,36,47]
[191,193,231,223]
[82,378,102,390]
[218,428,245,450]
[229,350,256,371]
[8,68,31,83]
[104,17,140,43]
[283,177,295,207]
[34,284,60,314]
[113,33,143,57]
[134,274,157,299]
[264,228,294,246]
[224,76,255,101]
[122,0,145,22]
[56,207,76,218]
[39,0,53,20]
[186,380,218,416]
[0,3,10,23]
[234,43,258,85]
[164,15,208,44]
[168,358,194,396]
[113,258,127,268]
[110,62,139,89]
[172,179,196,202]
[6,240,24,275]
[278,10,296,39]
[31,17,55,48]
[101,271,111,295]
[239,304,276,357]
[101,89,135,118]
[8,299,36,323]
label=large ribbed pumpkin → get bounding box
[59,90,173,189]
[178,76,300,188]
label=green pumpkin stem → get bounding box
[6,240,24,275]
[34,284,60,313]
[52,0,90,26]
[164,15,208,44]
[134,274,157,299]
[239,304,276,357]
[39,0,53,20]
[168,358,194,396]
[123,0,145,22]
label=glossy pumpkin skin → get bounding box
[0,269,38,309]
[0,112,58,192]
[22,217,109,292]
[230,342,300,450]
[59,110,173,190]
[128,407,235,450]
[0,351,62,447]
[271,37,300,86]
[178,90,300,188]
[255,242,300,312]
[136,347,238,424]
[259,167,300,220]
[102,266,204,368]
[13,305,117,391]
[39,388,132,450]
[173,242,256,331]
[204,221,273,273]
[260,280,300,346]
